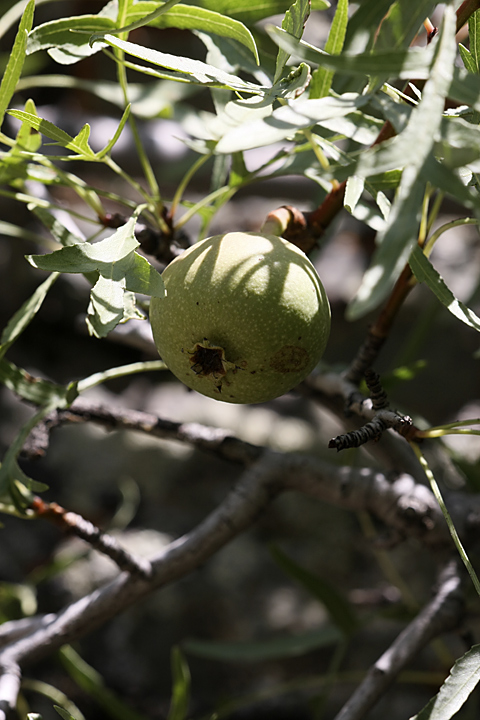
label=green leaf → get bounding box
[344,175,364,214]
[183,626,342,662]
[0,357,70,406]
[347,6,458,319]
[27,15,115,64]
[373,0,437,52]
[266,26,435,79]
[109,1,260,64]
[411,645,480,719]
[409,246,480,333]
[215,93,367,153]
[0,273,58,361]
[7,109,96,159]
[95,34,265,93]
[274,0,311,83]
[270,545,358,636]
[59,646,150,720]
[0,0,35,127]
[449,67,480,112]
[181,0,329,24]
[469,10,480,73]
[310,0,348,98]
[343,0,394,54]
[54,707,77,720]
[459,44,477,74]
[27,213,164,337]
[167,648,191,720]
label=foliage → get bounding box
[1,0,480,718]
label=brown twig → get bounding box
[344,264,416,385]
[30,497,153,579]
[456,0,480,33]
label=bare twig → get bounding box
[31,497,153,579]
[23,399,263,466]
[333,560,465,720]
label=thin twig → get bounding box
[31,497,153,580]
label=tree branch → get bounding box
[22,398,263,466]
[0,660,21,720]
[333,560,465,720]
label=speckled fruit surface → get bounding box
[150,231,330,404]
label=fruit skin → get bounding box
[150,231,330,404]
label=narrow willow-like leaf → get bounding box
[96,103,131,158]
[310,0,348,98]
[216,93,366,153]
[76,360,167,395]
[469,9,480,73]
[181,0,329,23]
[59,646,150,720]
[101,1,260,64]
[459,44,477,74]
[274,0,311,83]
[53,707,77,720]
[183,626,342,662]
[343,0,395,54]
[449,67,480,111]
[271,545,358,636]
[266,26,435,79]
[167,648,191,720]
[373,0,437,52]
[27,15,114,63]
[0,273,58,361]
[411,626,480,716]
[7,109,96,158]
[344,175,364,214]
[0,0,34,127]
[409,246,480,333]
[95,34,264,93]
[347,6,457,319]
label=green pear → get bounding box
[150,232,330,404]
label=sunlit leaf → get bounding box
[347,6,457,319]
[310,0,348,98]
[409,246,480,333]
[0,0,34,126]
[93,34,265,93]
[274,0,311,83]
[411,645,480,719]
[27,215,164,338]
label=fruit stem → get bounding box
[260,207,292,236]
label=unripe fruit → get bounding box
[150,231,330,404]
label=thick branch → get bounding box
[333,560,465,720]
[0,456,280,668]
[0,452,464,672]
